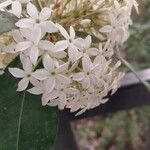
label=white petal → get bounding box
[68,44,80,62]
[82,77,90,89]
[85,35,92,48]
[41,21,58,34]
[65,88,79,95]
[27,2,38,19]
[87,48,99,56]
[39,8,51,21]
[56,23,69,40]
[69,26,75,40]
[28,87,43,95]
[44,77,56,93]
[0,0,12,9]
[43,54,54,71]
[58,93,66,110]
[15,41,32,52]
[56,62,69,74]
[15,18,34,28]
[73,72,85,81]
[9,68,25,78]
[30,46,39,65]
[38,40,54,50]
[100,25,113,33]
[22,57,32,73]
[54,40,68,52]
[32,69,48,80]
[32,26,42,45]
[12,29,24,42]
[82,56,93,73]
[56,75,70,85]
[17,78,29,91]
[11,1,22,18]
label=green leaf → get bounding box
[0,58,58,150]
[0,11,18,35]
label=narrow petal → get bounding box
[73,72,85,81]
[32,69,48,80]
[100,25,113,33]
[56,23,69,40]
[9,68,25,78]
[12,29,24,42]
[39,7,51,21]
[38,40,54,50]
[58,93,66,110]
[56,62,69,74]
[0,0,12,9]
[54,40,68,52]
[32,26,42,45]
[28,87,43,95]
[82,77,90,89]
[11,1,22,18]
[22,57,32,73]
[15,18,34,28]
[85,35,92,48]
[44,77,56,93]
[68,44,80,62]
[17,78,29,91]
[15,41,32,52]
[82,56,93,73]
[43,54,54,71]
[56,75,70,85]
[27,2,38,19]
[69,26,75,40]
[87,48,99,56]
[30,45,39,65]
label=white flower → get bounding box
[32,54,70,93]
[9,58,34,91]
[46,84,79,109]
[56,23,81,62]
[73,56,101,89]
[15,27,42,65]
[16,2,58,34]
[0,0,31,18]
[76,35,99,58]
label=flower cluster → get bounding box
[0,0,138,115]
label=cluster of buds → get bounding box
[0,0,138,115]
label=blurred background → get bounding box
[72,0,150,149]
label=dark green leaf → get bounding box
[0,58,58,150]
[0,11,18,35]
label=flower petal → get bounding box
[100,25,113,33]
[28,87,43,95]
[32,69,48,80]
[0,0,12,9]
[43,54,54,71]
[11,1,22,18]
[27,2,38,19]
[15,18,34,28]
[15,41,32,52]
[9,68,25,78]
[39,7,51,21]
[73,72,85,81]
[30,45,39,65]
[32,26,42,45]
[56,23,69,40]
[44,77,56,93]
[69,26,75,40]
[54,40,68,52]
[17,77,29,91]
[82,56,93,73]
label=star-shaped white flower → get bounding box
[76,35,99,58]
[73,56,103,89]
[56,23,81,62]
[32,54,70,93]
[46,84,79,109]
[9,58,34,91]
[16,2,58,34]
[0,0,31,18]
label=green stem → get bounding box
[116,47,150,92]
[16,91,26,150]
